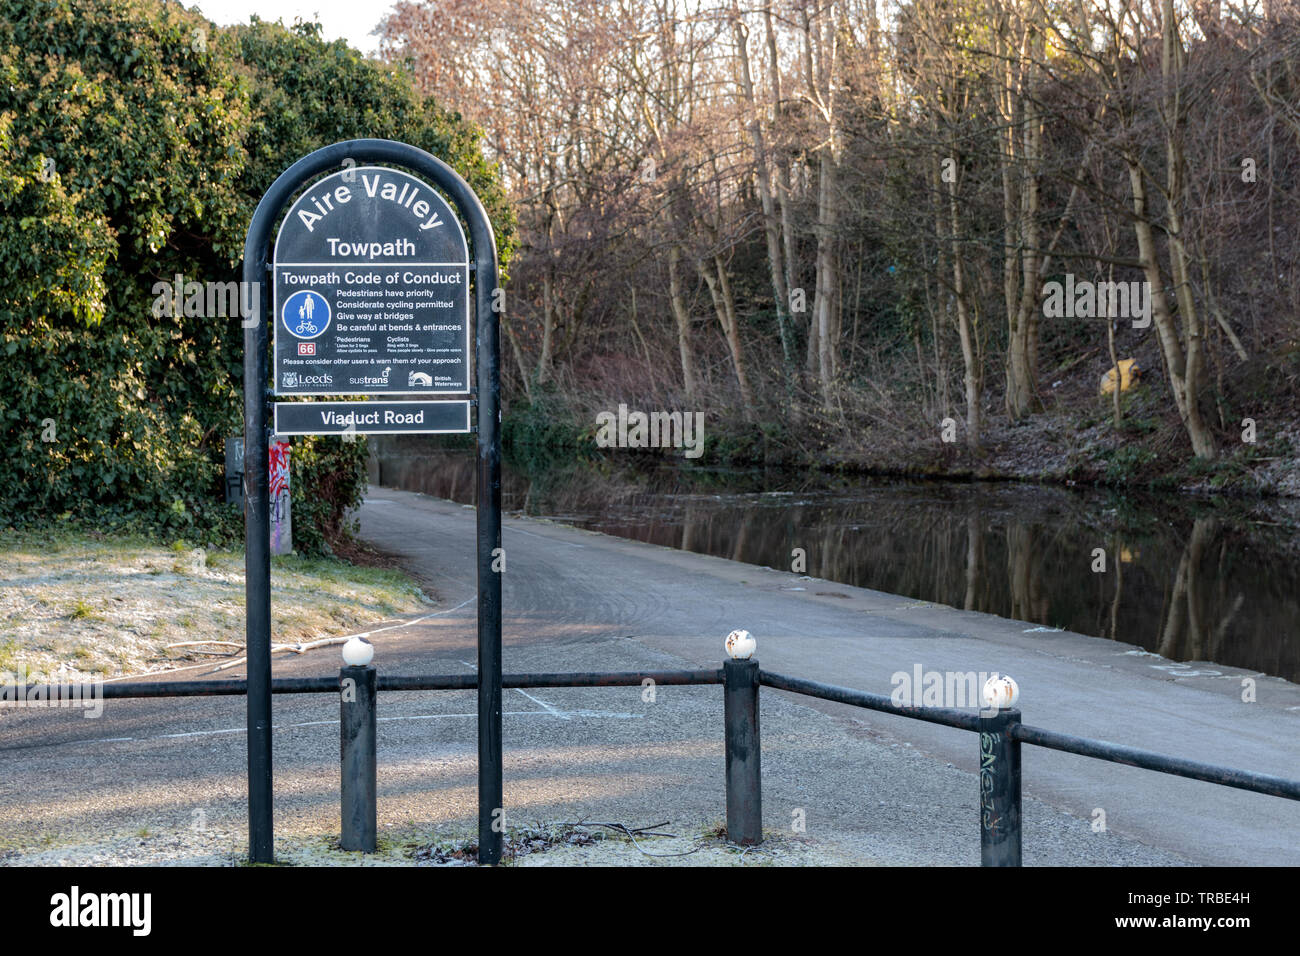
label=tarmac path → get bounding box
[1,484,1297,865]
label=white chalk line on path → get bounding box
[459,659,584,721]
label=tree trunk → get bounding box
[813,149,839,406]
[537,267,556,385]
[765,3,799,326]
[1157,0,1216,458]
[667,243,697,400]
[996,10,1044,420]
[947,156,982,449]
[1127,157,1215,458]
[502,312,532,403]
[733,5,792,375]
[701,253,755,409]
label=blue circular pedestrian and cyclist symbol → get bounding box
[282,290,331,339]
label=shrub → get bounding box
[0,1,512,551]
[288,436,370,555]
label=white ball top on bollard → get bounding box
[981,673,1020,710]
[725,629,756,660]
[342,636,374,667]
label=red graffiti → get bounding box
[269,442,290,500]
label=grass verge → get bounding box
[0,527,431,680]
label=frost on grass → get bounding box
[411,823,605,865]
[0,529,429,680]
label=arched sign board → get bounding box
[242,140,503,865]
[271,165,473,433]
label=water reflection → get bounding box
[371,443,1300,682]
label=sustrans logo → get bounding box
[50,886,151,936]
[348,366,391,387]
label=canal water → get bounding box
[370,441,1300,684]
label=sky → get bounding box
[190,0,396,56]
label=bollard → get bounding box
[978,705,1022,866]
[340,662,377,852]
[723,654,762,845]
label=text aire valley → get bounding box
[298,173,444,233]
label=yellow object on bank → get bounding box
[1100,358,1140,396]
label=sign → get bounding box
[272,166,471,395]
[224,437,244,505]
[268,438,292,555]
[242,139,502,866]
[224,435,290,554]
[226,439,292,556]
[274,400,471,436]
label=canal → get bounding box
[370,441,1300,684]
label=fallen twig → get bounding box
[205,596,476,674]
[565,820,676,838]
[563,820,701,858]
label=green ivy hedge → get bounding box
[0,0,513,550]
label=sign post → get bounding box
[241,140,502,864]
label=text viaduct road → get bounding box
[358,485,1300,865]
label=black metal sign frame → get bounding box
[242,139,503,864]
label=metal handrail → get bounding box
[2,669,724,701]
[6,661,1296,865]
[1010,722,1300,801]
[759,669,981,730]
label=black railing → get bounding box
[1010,722,1300,801]
[7,659,1298,865]
[62,669,725,699]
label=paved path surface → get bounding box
[356,486,1300,865]
[2,484,1297,865]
